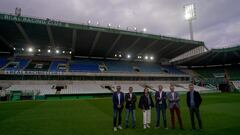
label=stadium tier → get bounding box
[49,60,68,72]
[3,83,212,97]
[0,57,187,74]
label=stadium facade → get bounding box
[0,12,239,101]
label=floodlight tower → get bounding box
[184,4,196,40]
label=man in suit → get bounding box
[125,87,137,128]
[187,84,203,130]
[155,85,167,129]
[138,88,154,129]
[112,85,125,131]
[168,84,184,129]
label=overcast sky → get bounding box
[0,0,240,49]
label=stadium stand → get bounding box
[3,58,29,70]
[232,81,240,90]
[227,66,240,80]
[69,59,102,72]
[136,62,162,73]
[61,84,110,94]
[104,60,133,72]
[5,85,55,95]
[49,60,67,72]
[25,61,51,71]
[161,65,185,74]
[0,57,8,68]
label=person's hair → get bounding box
[189,83,194,87]
[144,87,149,93]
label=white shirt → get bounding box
[117,93,121,105]
[159,91,162,99]
[171,92,175,100]
[129,93,132,99]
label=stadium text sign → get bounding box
[4,70,64,75]
[0,13,68,27]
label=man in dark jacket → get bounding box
[138,88,154,129]
[155,85,167,129]
[112,85,125,131]
[125,87,137,128]
[186,84,203,130]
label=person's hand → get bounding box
[128,98,131,101]
[117,105,121,108]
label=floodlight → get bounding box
[144,56,149,60]
[114,54,118,57]
[28,47,33,52]
[87,20,91,24]
[150,56,154,60]
[119,54,122,58]
[13,48,16,50]
[117,25,121,28]
[96,21,99,26]
[22,48,24,51]
[108,23,111,27]
[184,4,196,20]
[38,49,41,52]
[184,4,196,40]
[47,49,51,53]
[55,50,59,54]
[134,27,137,31]
[143,28,147,32]
[69,51,72,54]
[62,51,65,54]
[127,54,131,59]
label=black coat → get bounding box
[155,91,167,109]
[125,93,137,109]
[138,93,154,110]
[186,90,202,108]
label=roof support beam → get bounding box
[124,37,141,53]
[105,34,122,57]
[156,42,174,57]
[46,26,55,48]
[0,35,14,49]
[89,31,101,57]
[71,29,77,55]
[164,45,187,58]
[136,40,158,56]
[15,23,33,45]
[222,53,227,65]
[233,51,240,57]
[205,53,219,65]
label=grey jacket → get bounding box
[167,92,180,109]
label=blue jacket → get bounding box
[112,92,125,109]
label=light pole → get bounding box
[184,4,196,40]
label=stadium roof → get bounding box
[0,12,204,61]
[173,45,240,66]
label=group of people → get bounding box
[112,84,203,131]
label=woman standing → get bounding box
[138,88,154,129]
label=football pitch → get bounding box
[0,93,240,135]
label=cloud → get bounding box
[0,0,239,49]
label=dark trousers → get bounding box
[113,108,122,127]
[156,105,167,128]
[189,106,203,129]
[125,109,136,128]
[170,105,183,129]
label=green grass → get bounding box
[0,93,240,135]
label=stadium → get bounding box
[0,2,240,135]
